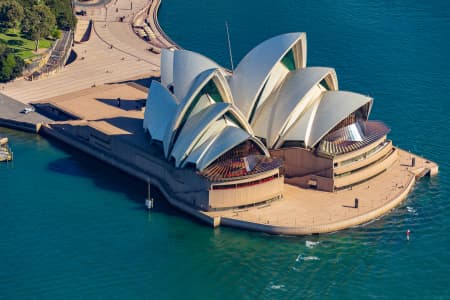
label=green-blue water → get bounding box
[1,1,449,298]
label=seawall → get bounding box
[40,123,218,227]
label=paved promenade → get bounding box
[0,94,52,132]
[0,0,162,104]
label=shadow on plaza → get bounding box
[108,76,159,89]
[96,97,146,111]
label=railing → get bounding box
[25,30,73,81]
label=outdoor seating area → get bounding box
[200,153,282,182]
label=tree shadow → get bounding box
[5,32,18,37]
[7,39,24,47]
[3,47,20,54]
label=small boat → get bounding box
[0,137,13,162]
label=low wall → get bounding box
[334,140,392,175]
[270,147,333,177]
[220,174,416,235]
[40,124,218,226]
[209,176,284,210]
[74,20,92,43]
[285,174,334,191]
[334,148,398,189]
[0,118,39,133]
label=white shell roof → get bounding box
[252,67,338,147]
[228,32,307,119]
[144,31,380,172]
[181,123,225,168]
[143,81,178,141]
[163,68,232,157]
[307,91,373,148]
[172,50,222,101]
[196,126,251,171]
[281,99,320,147]
[170,102,230,167]
[160,48,175,88]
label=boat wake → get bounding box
[407,206,418,216]
[296,254,320,262]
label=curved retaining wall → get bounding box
[151,0,181,49]
[219,174,416,235]
[40,125,217,227]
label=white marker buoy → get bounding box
[145,182,153,210]
[145,198,154,210]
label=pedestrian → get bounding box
[406,229,411,241]
[117,97,121,107]
[354,198,359,208]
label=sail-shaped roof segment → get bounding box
[171,112,268,170]
[280,99,320,147]
[170,103,230,167]
[181,123,225,168]
[163,68,233,157]
[160,48,175,88]
[172,50,222,101]
[307,91,373,148]
[228,32,307,120]
[143,81,178,141]
[196,127,258,171]
[251,67,338,147]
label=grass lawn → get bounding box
[0,28,53,60]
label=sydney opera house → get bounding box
[143,32,400,211]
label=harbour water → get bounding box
[1,0,449,298]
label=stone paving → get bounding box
[204,149,437,234]
[0,0,160,104]
[0,94,52,124]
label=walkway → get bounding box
[0,0,163,104]
[0,94,52,132]
[204,150,437,234]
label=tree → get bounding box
[0,43,6,56]
[51,28,61,39]
[21,4,55,51]
[0,49,24,82]
[0,0,24,29]
[45,0,76,30]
